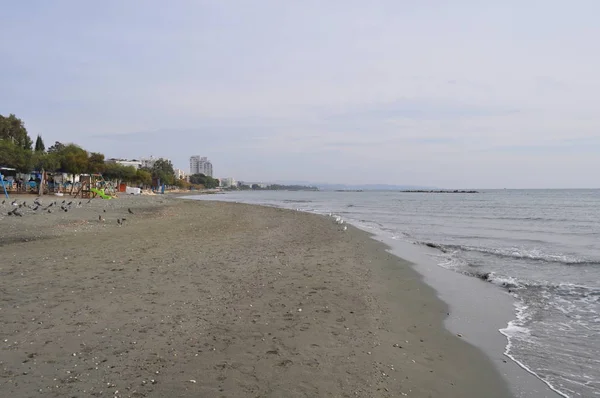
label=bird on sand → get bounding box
[12,209,23,217]
[128,208,134,215]
[117,218,122,226]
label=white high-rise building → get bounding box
[189,156,213,177]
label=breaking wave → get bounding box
[418,242,600,267]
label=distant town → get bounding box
[106,155,318,191]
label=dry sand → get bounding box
[0,194,512,397]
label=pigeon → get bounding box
[117,218,122,226]
[32,206,39,211]
[1,200,5,205]
[103,209,106,213]
[13,209,23,217]
[61,200,65,204]
[47,209,52,214]
[11,200,18,206]
[63,208,68,212]
[67,201,73,206]
[87,199,92,204]
[128,208,134,215]
[98,215,104,222]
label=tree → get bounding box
[47,141,66,153]
[135,169,152,186]
[188,173,206,185]
[0,114,33,150]
[58,144,89,186]
[151,158,175,186]
[0,139,32,172]
[34,135,45,152]
[103,163,137,182]
[188,173,219,189]
[31,151,60,172]
[87,152,105,174]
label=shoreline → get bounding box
[183,194,564,398]
[2,195,511,397]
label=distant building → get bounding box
[243,182,269,189]
[174,168,186,180]
[106,158,142,169]
[140,156,162,169]
[189,156,213,177]
[219,177,236,188]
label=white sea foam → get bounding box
[500,302,571,398]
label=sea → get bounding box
[187,189,600,398]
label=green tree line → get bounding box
[0,113,183,187]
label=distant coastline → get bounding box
[401,190,479,194]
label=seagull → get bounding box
[343,225,348,231]
[128,208,134,215]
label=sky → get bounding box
[1,1,599,188]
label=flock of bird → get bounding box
[329,212,348,231]
[2,196,135,226]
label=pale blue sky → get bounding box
[1,1,599,188]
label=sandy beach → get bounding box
[0,194,512,397]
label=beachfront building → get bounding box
[219,177,236,188]
[140,156,161,169]
[174,168,186,180]
[106,158,142,169]
[189,156,213,177]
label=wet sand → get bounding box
[0,194,512,397]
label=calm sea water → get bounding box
[188,189,600,398]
